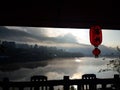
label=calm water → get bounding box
[0,57,118,81]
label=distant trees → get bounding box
[0,41,5,53]
[34,44,38,49]
[0,40,84,63]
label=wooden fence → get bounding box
[0,74,120,90]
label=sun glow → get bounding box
[75,58,82,62]
[44,28,89,44]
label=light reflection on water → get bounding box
[0,57,118,81]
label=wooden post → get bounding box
[49,86,54,90]
[3,78,9,90]
[34,85,39,90]
[114,74,120,90]
[63,76,69,90]
[102,84,106,90]
[77,84,81,90]
[19,87,24,90]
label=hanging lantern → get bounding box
[90,25,102,47]
[92,47,101,58]
[89,25,102,58]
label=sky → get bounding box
[0,26,120,48]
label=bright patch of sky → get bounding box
[102,29,120,47]
[44,28,89,44]
[43,28,120,47]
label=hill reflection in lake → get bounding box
[0,57,118,81]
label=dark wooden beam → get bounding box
[0,1,120,30]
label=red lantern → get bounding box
[92,48,101,58]
[90,25,102,47]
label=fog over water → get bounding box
[0,57,118,81]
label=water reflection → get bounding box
[0,57,118,81]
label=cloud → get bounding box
[53,33,78,43]
[0,26,39,42]
[6,26,28,32]
[0,26,79,46]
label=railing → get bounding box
[0,74,120,90]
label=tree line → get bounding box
[0,40,84,64]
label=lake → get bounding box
[0,57,118,81]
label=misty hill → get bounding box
[57,44,119,57]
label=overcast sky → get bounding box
[0,26,120,47]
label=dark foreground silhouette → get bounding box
[0,74,120,90]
